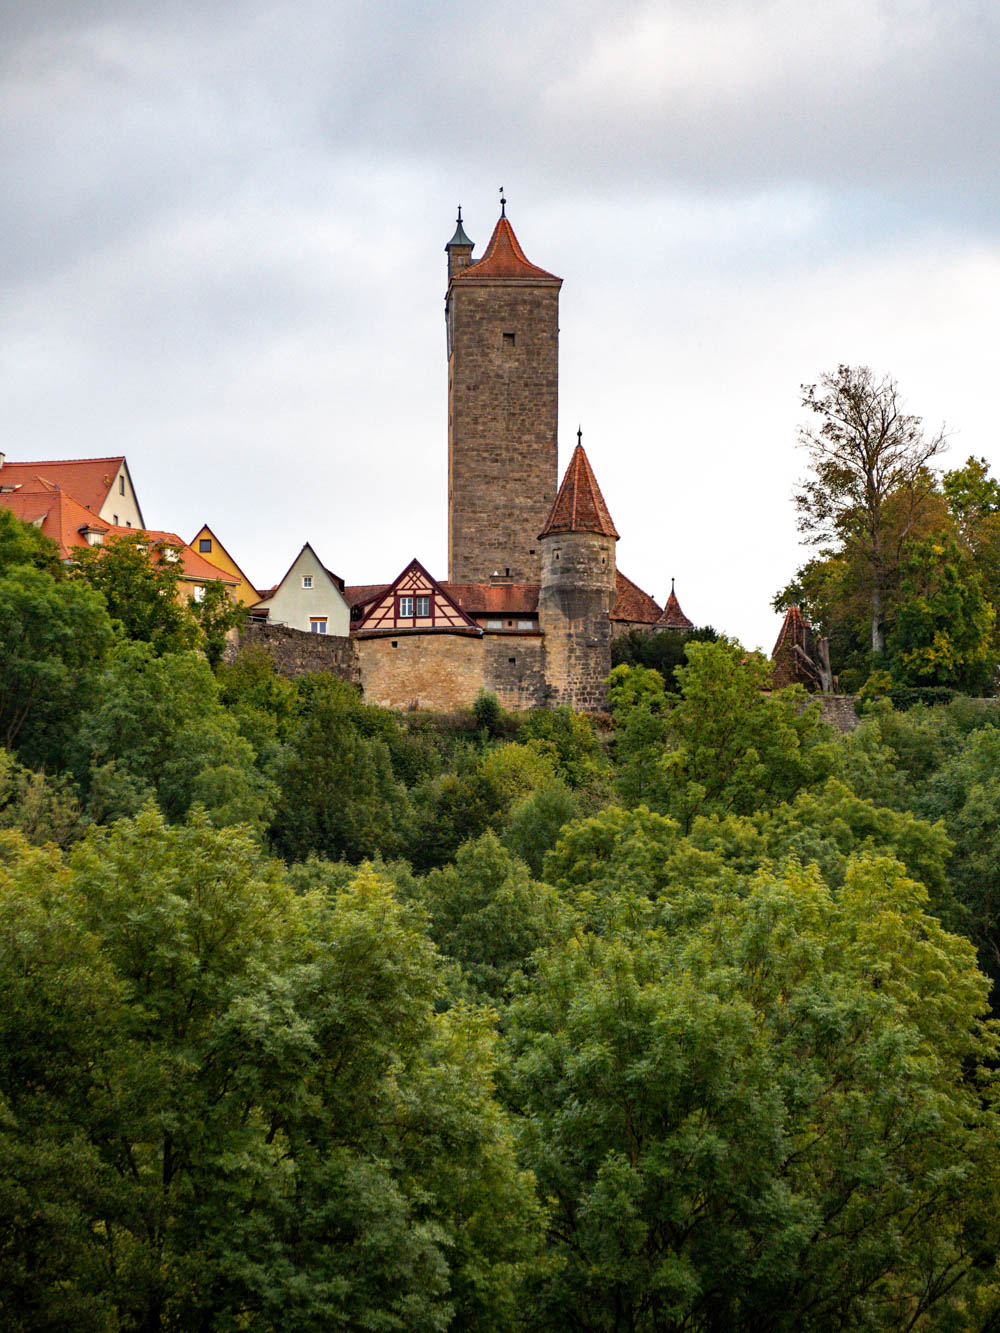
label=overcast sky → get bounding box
[3,0,999,649]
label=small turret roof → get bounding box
[452,214,560,283]
[771,603,809,658]
[656,582,694,629]
[446,207,473,250]
[539,440,619,540]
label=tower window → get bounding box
[508,657,516,664]
[503,332,515,348]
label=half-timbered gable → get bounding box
[353,558,481,636]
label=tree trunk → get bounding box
[871,585,885,654]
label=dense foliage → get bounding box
[4,508,1000,1329]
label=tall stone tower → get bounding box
[538,437,619,710]
[445,203,562,584]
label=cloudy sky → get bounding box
[3,0,999,648]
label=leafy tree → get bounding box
[517,705,609,790]
[611,625,719,690]
[416,831,568,1002]
[78,641,272,828]
[503,781,582,877]
[0,749,85,847]
[889,533,995,691]
[0,508,62,577]
[188,578,246,669]
[271,673,409,863]
[0,565,115,768]
[74,532,199,654]
[794,365,946,655]
[505,854,1000,1331]
[0,813,544,1330]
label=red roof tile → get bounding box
[539,443,619,540]
[772,604,809,658]
[444,583,540,615]
[611,571,662,624]
[101,528,239,585]
[0,457,125,516]
[656,588,694,630]
[0,482,111,558]
[452,215,561,284]
[345,583,390,611]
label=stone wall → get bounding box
[225,623,360,684]
[818,695,860,733]
[483,633,548,709]
[538,532,616,712]
[447,280,560,585]
[356,633,486,711]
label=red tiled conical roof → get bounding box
[771,604,809,658]
[539,442,619,540]
[656,587,694,630]
[452,215,560,283]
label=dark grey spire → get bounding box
[446,205,474,250]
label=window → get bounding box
[486,619,502,629]
[113,514,119,525]
[119,475,125,495]
[310,617,327,634]
[302,575,313,589]
[192,585,205,603]
[416,595,430,618]
[399,596,414,618]
[517,619,533,629]
[503,332,515,348]
[199,538,212,553]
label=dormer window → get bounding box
[302,575,313,589]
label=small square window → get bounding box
[508,657,516,664]
[416,595,430,617]
[199,538,212,552]
[503,332,515,348]
[302,575,313,589]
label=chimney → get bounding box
[0,453,5,469]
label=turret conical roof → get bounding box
[452,214,560,283]
[539,441,619,540]
[656,583,694,629]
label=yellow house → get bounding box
[190,525,261,607]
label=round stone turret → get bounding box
[538,438,618,711]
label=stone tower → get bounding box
[538,437,619,710]
[445,204,562,584]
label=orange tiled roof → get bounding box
[101,528,239,585]
[611,571,662,624]
[656,588,694,630]
[0,481,111,558]
[444,583,540,615]
[0,457,124,515]
[452,215,560,284]
[539,443,619,540]
[345,583,390,611]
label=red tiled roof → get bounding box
[345,583,390,610]
[656,588,694,630]
[452,215,561,284]
[0,481,111,558]
[101,528,239,585]
[772,604,809,658]
[611,571,662,624]
[0,457,124,515]
[539,443,619,540]
[444,583,540,615]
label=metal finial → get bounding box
[499,187,506,217]
[457,205,462,222]
[671,577,675,594]
[577,425,582,447]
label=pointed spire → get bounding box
[446,205,473,251]
[656,582,694,630]
[452,210,560,283]
[539,440,619,540]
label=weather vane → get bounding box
[499,187,506,217]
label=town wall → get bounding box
[356,633,485,711]
[225,623,360,683]
[483,634,548,709]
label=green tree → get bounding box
[0,508,62,577]
[505,854,1000,1331]
[0,813,544,1330]
[611,625,719,690]
[74,533,199,654]
[890,533,995,691]
[189,578,246,669]
[0,565,115,768]
[0,748,85,847]
[78,641,272,828]
[794,365,946,655]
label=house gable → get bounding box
[253,543,350,636]
[191,524,261,606]
[353,558,481,637]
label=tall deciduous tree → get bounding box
[795,365,946,655]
